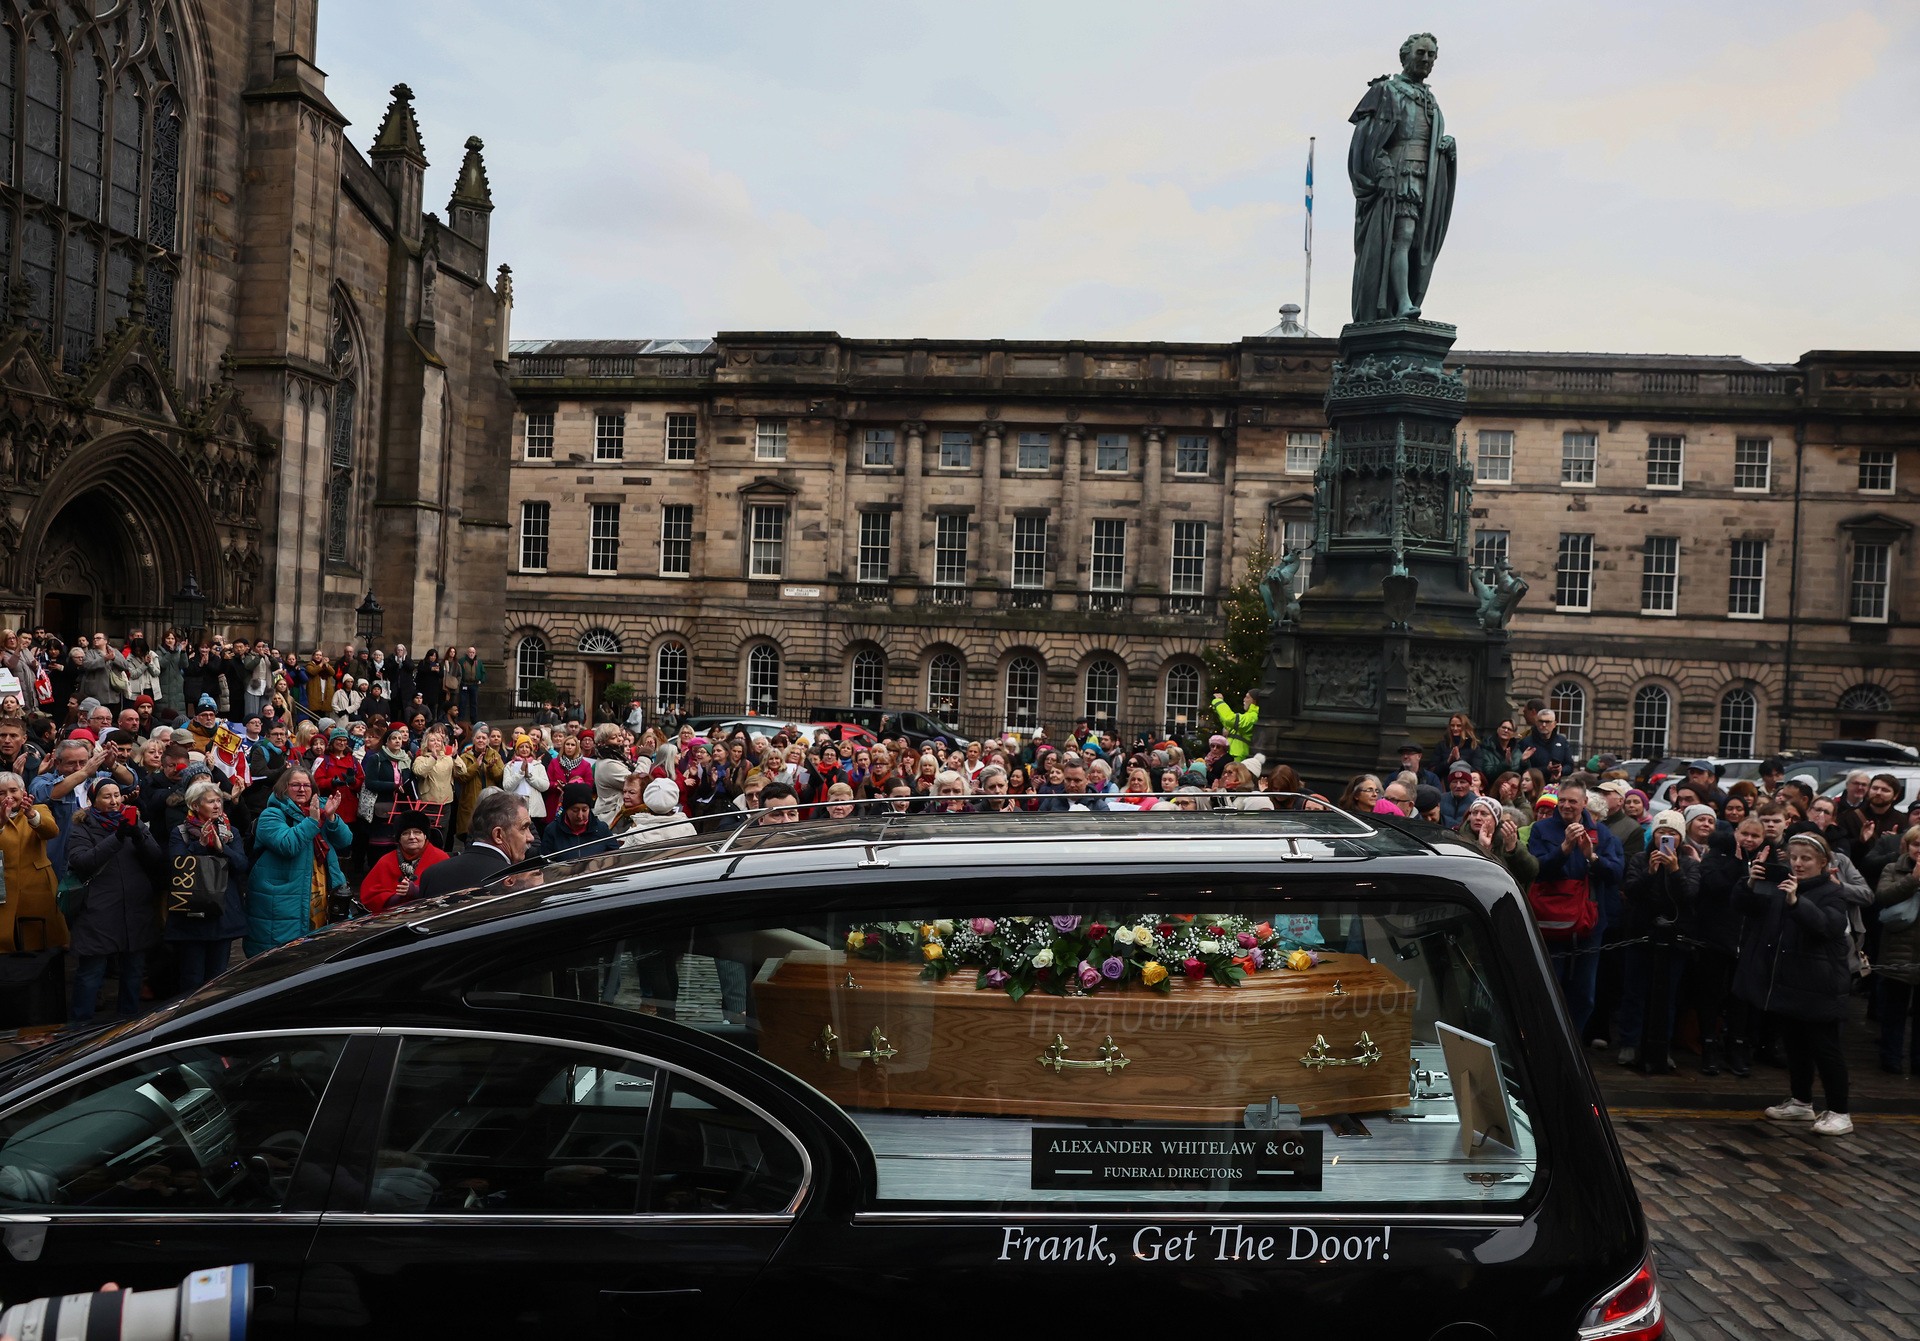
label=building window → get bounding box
[934,514,968,589]
[1004,656,1040,731]
[578,629,621,657]
[1090,519,1126,591]
[1083,658,1120,726]
[1285,431,1325,475]
[1012,516,1047,589]
[1476,430,1513,484]
[1733,438,1771,492]
[857,511,891,585]
[524,412,555,460]
[1163,663,1202,738]
[519,500,550,573]
[926,653,961,717]
[850,649,885,709]
[1561,432,1597,486]
[863,428,896,467]
[938,431,972,469]
[325,301,359,563]
[746,644,780,714]
[1646,435,1683,489]
[1859,449,1896,494]
[1549,681,1587,754]
[1838,683,1893,738]
[1016,432,1051,471]
[1718,689,1757,757]
[1471,529,1508,586]
[659,504,693,576]
[594,412,626,461]
[748,505,786,579]
[1849,541,1890,621]
[1095,433,1129,473]
[1170,521,1206,596]
[1174,435,1210,475]
[588,503,620,575]
[755,419,788,461]
[1727,539,1766,618]
[514,635,549,709]
[654,640,689,713]
[1640,536,1678,614]
[1555,534,1593,611]
[665,413,697,461]
[1281,519,1316,594]
[1631,686,1671,758]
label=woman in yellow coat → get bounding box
[0,770,68,952]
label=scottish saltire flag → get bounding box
[1304,140,1314,251]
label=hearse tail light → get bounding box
[1577,1254,1664,1340]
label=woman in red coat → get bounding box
[359,811,449,914]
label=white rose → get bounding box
[934,919,954,936]
[1114,927,1136,945]
[1032,948,1054,969]
[1198,939,1220,955]
[1132,925,1154,945]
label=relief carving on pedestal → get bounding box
[1408,651,1473,715]
[1303,644,1380,712]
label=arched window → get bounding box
[654,640,689,713]
[1163,663,1202,738]
[4,4,187,368]
[1717,689,1758,757]
[578,628,621,656]
[1631,685,1671,758]
[1548,680,1587,754]
[514,635,549,708]
[1084,658,1120,727]
[1838,683,1893,738]
[850,649,885,708]
[326,301,358,562]
[746,644,780,715]
[1004,656,1040,733]
[926,652,961,716]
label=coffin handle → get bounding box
[1299,1031,1382,1069]
[815,1023,897,1065]
[1036,1033,1131,1075]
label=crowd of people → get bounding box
[2,626,1915,1141]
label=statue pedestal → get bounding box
[1253,318,1519,792]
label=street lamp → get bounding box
[355,590,384,645]
[172,573,208,640]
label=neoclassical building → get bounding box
[501,329,1915,756]
[0,0,514,692]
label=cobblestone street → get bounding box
[1618,1116,1920,1340]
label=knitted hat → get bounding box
[561,781,595,810]
[1650,809,1686,838]
[643,777,680,815]
[1681,804,1718,827]
[196,694,218,711]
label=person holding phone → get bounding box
[246,768,351,956]
[1737,832,1854,1136]
[1697,816,1767,1075]
[1615,809,1700,1069]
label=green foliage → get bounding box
[604,681,637,709]
[1203,532,1275,702]
[525,677,561,706]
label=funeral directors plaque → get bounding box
[1032,1127,1324,1192]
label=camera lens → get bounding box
[0,1263,251,1341]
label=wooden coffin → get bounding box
[752,950,1414,1121]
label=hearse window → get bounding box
[476,894,1538,1209]
[0,1036,346,1212]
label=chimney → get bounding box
[449,135,494,260]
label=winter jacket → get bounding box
[0,804,66,952]
[166,819,250,942]
[246,796,350,956]
[1527,808,1626,929]
[1874,853,1920,987]
[1515,729,1575,779]
[541,812,617,860]
[1734,872,1852,1022]
[1620,845,1701,937]
[1453,812,1538,887]
[312,753,366,825]
[360,842,451,915]
[75,647,129,704]
[1211,697,1258,760]
[452,747,505,838]
[63,808,163,957]
[592,755,632,825]
[1693,831,1754,956]
[123,650,162,699]
[502,756,551,820]
[546,753,593,793]
[156,647,188,711]
[613,811,698,847]
[1433,733,1478,772]
[409,751,455,804]
[1475,740,1524,782]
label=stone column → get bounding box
[977,421,1003,585]
[900,420,925,580]
[1055,425,1084,600]
[1139,427,1165,599]
[827,419,850,580]
[1217,430,1238,594]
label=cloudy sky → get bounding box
[315,1,1920,362]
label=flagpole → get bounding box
[1303,136,1315,335]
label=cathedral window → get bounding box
[327,300,359,563]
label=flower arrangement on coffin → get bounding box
[844,914,1322,1003]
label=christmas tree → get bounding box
[1203,530,1274,703]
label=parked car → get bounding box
[692,718,878,749]
[808,705,971,750]
[1820,767,1920,811]
[0,808,1657,1336]
[1644,758,1761,816]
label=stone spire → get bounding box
[447,135,494,258]
[371,83,427,164]
[370,83,427,245]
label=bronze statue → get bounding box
[1348,33,1455,322]
[1471,555,1529,631]
[1261,548,1305,628]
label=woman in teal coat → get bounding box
[246,766,350,956]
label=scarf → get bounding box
[563,812,590,837]
[197,815,232,851]
[93,806,123,830]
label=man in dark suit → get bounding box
[418,788,534,899]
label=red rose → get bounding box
[1205,926,1224,938]
[1183,957,1205,980]
[1089,923,1109,940]
[1156,922,1176,936]
[864,932,881,947]
[1036,967,1053,982]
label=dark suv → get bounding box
[0,809,1658,1338]
[810,705,970,749]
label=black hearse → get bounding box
[0,809,1660,1339]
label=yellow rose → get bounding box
[920,923,939,940]
[1285,949,1314,971]
[1141,961,1168,986]
[923,942,945,961]
[846,930,864,951]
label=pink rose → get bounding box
[1077,961,1101,989]
[1236,932,1257,948]
[1183,957,1205,980]
[972,918,996,936]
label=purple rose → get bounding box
[1249,946,1264,968]
[1077,960,1101,989]
[1236,931,1257,949]
[972,917,996,936]
[1101,956,1125,980]
[1052,915,1082,933]
[985,969,1010,988]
